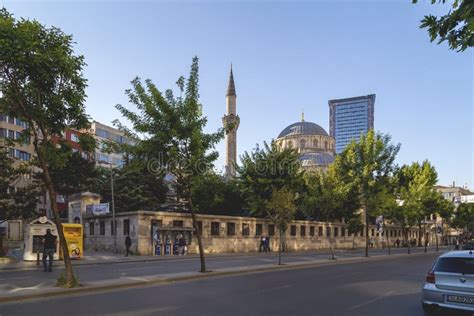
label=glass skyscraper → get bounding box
[329,94,375,154]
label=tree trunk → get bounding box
[34,136,75,286]
[0,233,4,257]
[329,238,335,260]
[404,228,411,254]
[352,235,355,250]
[383,217,390,256]
[424,221,427,253]
[436,232,439,252]
[365,202,369,257]
[278,229,282,265]
[418,222,422,247]
[188,198,206,273]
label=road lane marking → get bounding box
[348,290,396,311]
[0,276,32,281]
[8,283,47,293]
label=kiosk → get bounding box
[60,224,83,260]
[23,217,59,261]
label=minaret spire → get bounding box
[226,64,236,97]
[222,65,240,178]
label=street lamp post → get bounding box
[101,160,117,253]
[109,162,117,253]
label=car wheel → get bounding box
[422,303,440,316]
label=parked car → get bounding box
[422,250,474,314]
[462,241,474,251]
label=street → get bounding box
[0,247,445,296]
[0,251,449,316]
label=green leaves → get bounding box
[237,141,304,216]
[413,0,473,52]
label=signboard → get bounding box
[86,203,110,216]
[60,224,83,260]
[375,216,383,233]
[461,195,474,204]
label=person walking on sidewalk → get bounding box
[125,234,133,256]
[42,229,57,272]
[259,235,266,253]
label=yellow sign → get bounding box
[60,224,83,260]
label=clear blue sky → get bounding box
[3,1,473,188]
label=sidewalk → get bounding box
[0,249,441,304]
[0,245,453,272]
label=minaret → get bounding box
[222,65,240,178]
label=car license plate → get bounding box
[446,295,474,305]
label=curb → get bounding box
[0,251,439,304]
[1,247,449,272]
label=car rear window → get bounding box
[434,258,474,274]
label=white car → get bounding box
[422,250,474,314]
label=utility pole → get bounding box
[110,163,117,253]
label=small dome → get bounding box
[278,121,328,138]
[300,152,335,167]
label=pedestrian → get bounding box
[396,238,400,248]
[264,236,271,252]
[259,235,266,253]
[178,236,186,256]
[369,237,374,248]
[42,228,57,272]
[125,234,133,256]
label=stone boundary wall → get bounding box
[84,211,414,255]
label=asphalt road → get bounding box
[0,247,443,291]
[0,252,451,316]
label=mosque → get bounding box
[275,114,336,171]
[223,67,336,176]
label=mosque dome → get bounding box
[278,121,329,139]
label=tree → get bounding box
[238,141,305,216]
[303,169,359,223]
[0,147,40,256]
[191,172,245,216]
[116,57,224,272]
[332,130,400,257]
[264,186,297,265]
[47,141,98,211]
[396,161,438,249]
[452,203,474,237]
[347,217,364,250]
[412,0,473,52]
[0,9,90,286]
[93,162,167,213]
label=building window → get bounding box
[360,228,364,237]
[268,224,275,236]
[341,227,346,237]
[7,116,14,124]
[334,227,339,237]
[287,141,293,148]
[290,225,297,236]
[96,128,109,139]
[211,222,220,236]
[89,222,94,236]
[123,219,130,236]
[326,226,331,237]
[300,226,306,237]
[173,220,183,227]
[324,141,328,149]
[256,223,263,236]
[227,222,236,236]
[371,229,375,237]
[313,139,318,148]
[70,133,80,142]
[310,226,315,236]
[242,223,250,236]
[300,139,306,149]
[99,221,105,235]
[318,226,323,237]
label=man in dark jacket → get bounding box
[42,229,57,272]
[125,235,133,256]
